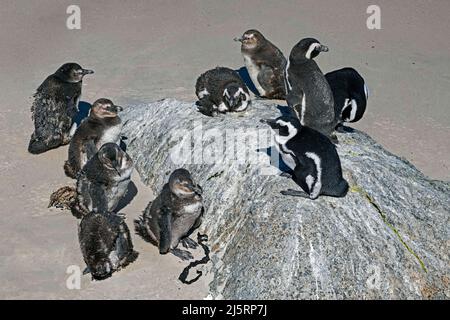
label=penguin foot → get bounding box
[181,237,198,250]
[280,189,311,199]
[171,248,194,261]
[197,233,208,243]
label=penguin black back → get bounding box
[28,63,94,154]
[325,67,369,125]
[285,38,337,139]
[262,115,348,199]
[79,211,138,280]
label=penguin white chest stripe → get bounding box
[342,99,358,122]
[285,60,292,92]
[305,152,322,199]
[299,94,306,126]
[364,83,369,100]
[234,88,250,112]
[243,54,266,96]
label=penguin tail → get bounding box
[48,186,77,210]
[63,161,78,179]
[28,138,50,154]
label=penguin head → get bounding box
[289,38,329,62]
[260,116,300,144]
[97,143,133,178]
[169,168,203,199]
[234,29,265,50]
[90,98,123,119]
[223,84,249,111]
[54,63,94,83]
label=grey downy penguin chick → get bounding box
[195,67,250,117]
[28,62,93,154]
[135,168,204,261]
[235,29,287,99]
[64,98,123,178]
[78,211,138,280]
[72,143,133,218]
[285,38,337,139]
[261,115,348,199]
[325,67,369,128]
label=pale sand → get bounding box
[0,0,449,299]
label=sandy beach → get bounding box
[0,0,449,299]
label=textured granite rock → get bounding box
[121,99,449,299]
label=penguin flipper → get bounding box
[171,248,194,261]
[286,92,304,120]
[158,206,172,254]
[257,65,286,99]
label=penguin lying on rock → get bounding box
[195,67,251,117]
[28,63,93,154]
[261,115,348,199]
[135,169,204,261]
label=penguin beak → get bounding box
[115,105,124,112]
[82,69,94,75]
[318,45,329,52]
[234,37,243,43]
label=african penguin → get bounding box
[235,29,287,99]
[135,168,204,261]
[325,67,369,127]
[72,143,133,218]
[28,63,94,154]
[285,38,337,139]
[261,115,348,199]
[79,211,138,280]
[195,67,251,117]
[64,98,123,179]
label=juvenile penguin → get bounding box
[285,38,337,138]
[72,143,133,218]
[195,67,251,117]
[325,67,369,127]
[261,115,348,199]
[135,169,204,261]
[235,29,287,99]
[64,98,123,178]
[28,63,94,154]
[79,211,138,280]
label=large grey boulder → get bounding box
[121,99,449,299]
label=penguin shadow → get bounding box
[116,181,138,212]
[236,67,259,96]
[73,101,92,126]
[336,124,355,133]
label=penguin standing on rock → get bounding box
[235,29,287,99]
[79,211,138,280]
[135,168,204,261]
[261,115,348,199]
[325,67,369,128]
[28,63,94,154]
[285,38,337,139]
[72,143,133,218]
[64,98,123,179]
[195,67,251,117]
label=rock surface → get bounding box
[121,99,449,299]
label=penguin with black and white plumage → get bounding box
[78,211,138,280]
[261,115,348,199]
[28,63,94,154]
[135,168,204,261]
[72,143,133,218]
[325,67,369,129]
[195,67,251,117]
[64,98,123,179]
[285,38,337,139]
[235,29,287,99]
